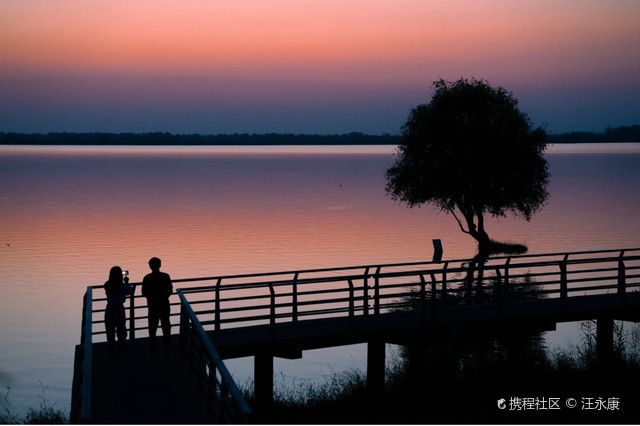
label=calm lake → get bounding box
[1,143,639,416]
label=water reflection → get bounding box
[0,144,639,414]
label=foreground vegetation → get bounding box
[1,384,68,425]
[245,320,640,424]
[4,321,637,424]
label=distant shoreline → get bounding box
[1,125,638,145]
[0,132,399,146]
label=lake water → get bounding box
[1,143,639,416]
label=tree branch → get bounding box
[448,207,470,235]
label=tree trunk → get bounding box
[476,234,492,258]
[468,211,492,257]
[456,206,493,257]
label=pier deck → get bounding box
[90,336,215,424]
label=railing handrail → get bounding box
[85,247,640,293]
[173,250,640,293]
[176,248,640,332]
[177,290,252,422]
[172,247,640,284]
[83,249,640,341]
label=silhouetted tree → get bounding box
[386,78,549,256]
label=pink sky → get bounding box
[1,0,639,134]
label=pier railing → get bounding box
[178,290,252,422]
[176,248,640,332]
[74,247,640,423]
[82,248,640,341]
[70,288,94,423]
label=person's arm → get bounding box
[167,274,173,296]
[141,277,147,297]
[124,276,134,296]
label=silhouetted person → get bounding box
[142,257,173,354]
[104,266,134,360]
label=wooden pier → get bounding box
[71,248,640,423]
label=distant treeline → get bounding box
[547,125,640,143]
[0,132,400,145]
[1,125,638,145]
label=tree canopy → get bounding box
[385,78,549,256]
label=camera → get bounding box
[122,270,129,277]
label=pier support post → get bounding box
[254,353,274,418]
[596,316,614,367]
[367,339,385,401]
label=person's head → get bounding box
[108,266,123,284]
[148,257,161,272]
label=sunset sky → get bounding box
[1,0,639,135]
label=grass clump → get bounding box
[247,321,640,424]
[1,383,68,425]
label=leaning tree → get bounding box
[385,78,549,257]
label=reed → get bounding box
[244,321,640,423]
[0,383,68,425]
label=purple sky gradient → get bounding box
[1,1,639,135]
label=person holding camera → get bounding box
[104,266,134,361]
[142,257,173,354]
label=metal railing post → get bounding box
[419,273,427,323]
[215,278,222,331]
[504,257,511,300]
[442,262,448,304]
[363,267,370,316]
[292,272,299,323]
[374,266,381,316]
[178,302,183,346]
[128,290,136,340]
[347,279,354,325]
[269,283,276,327]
